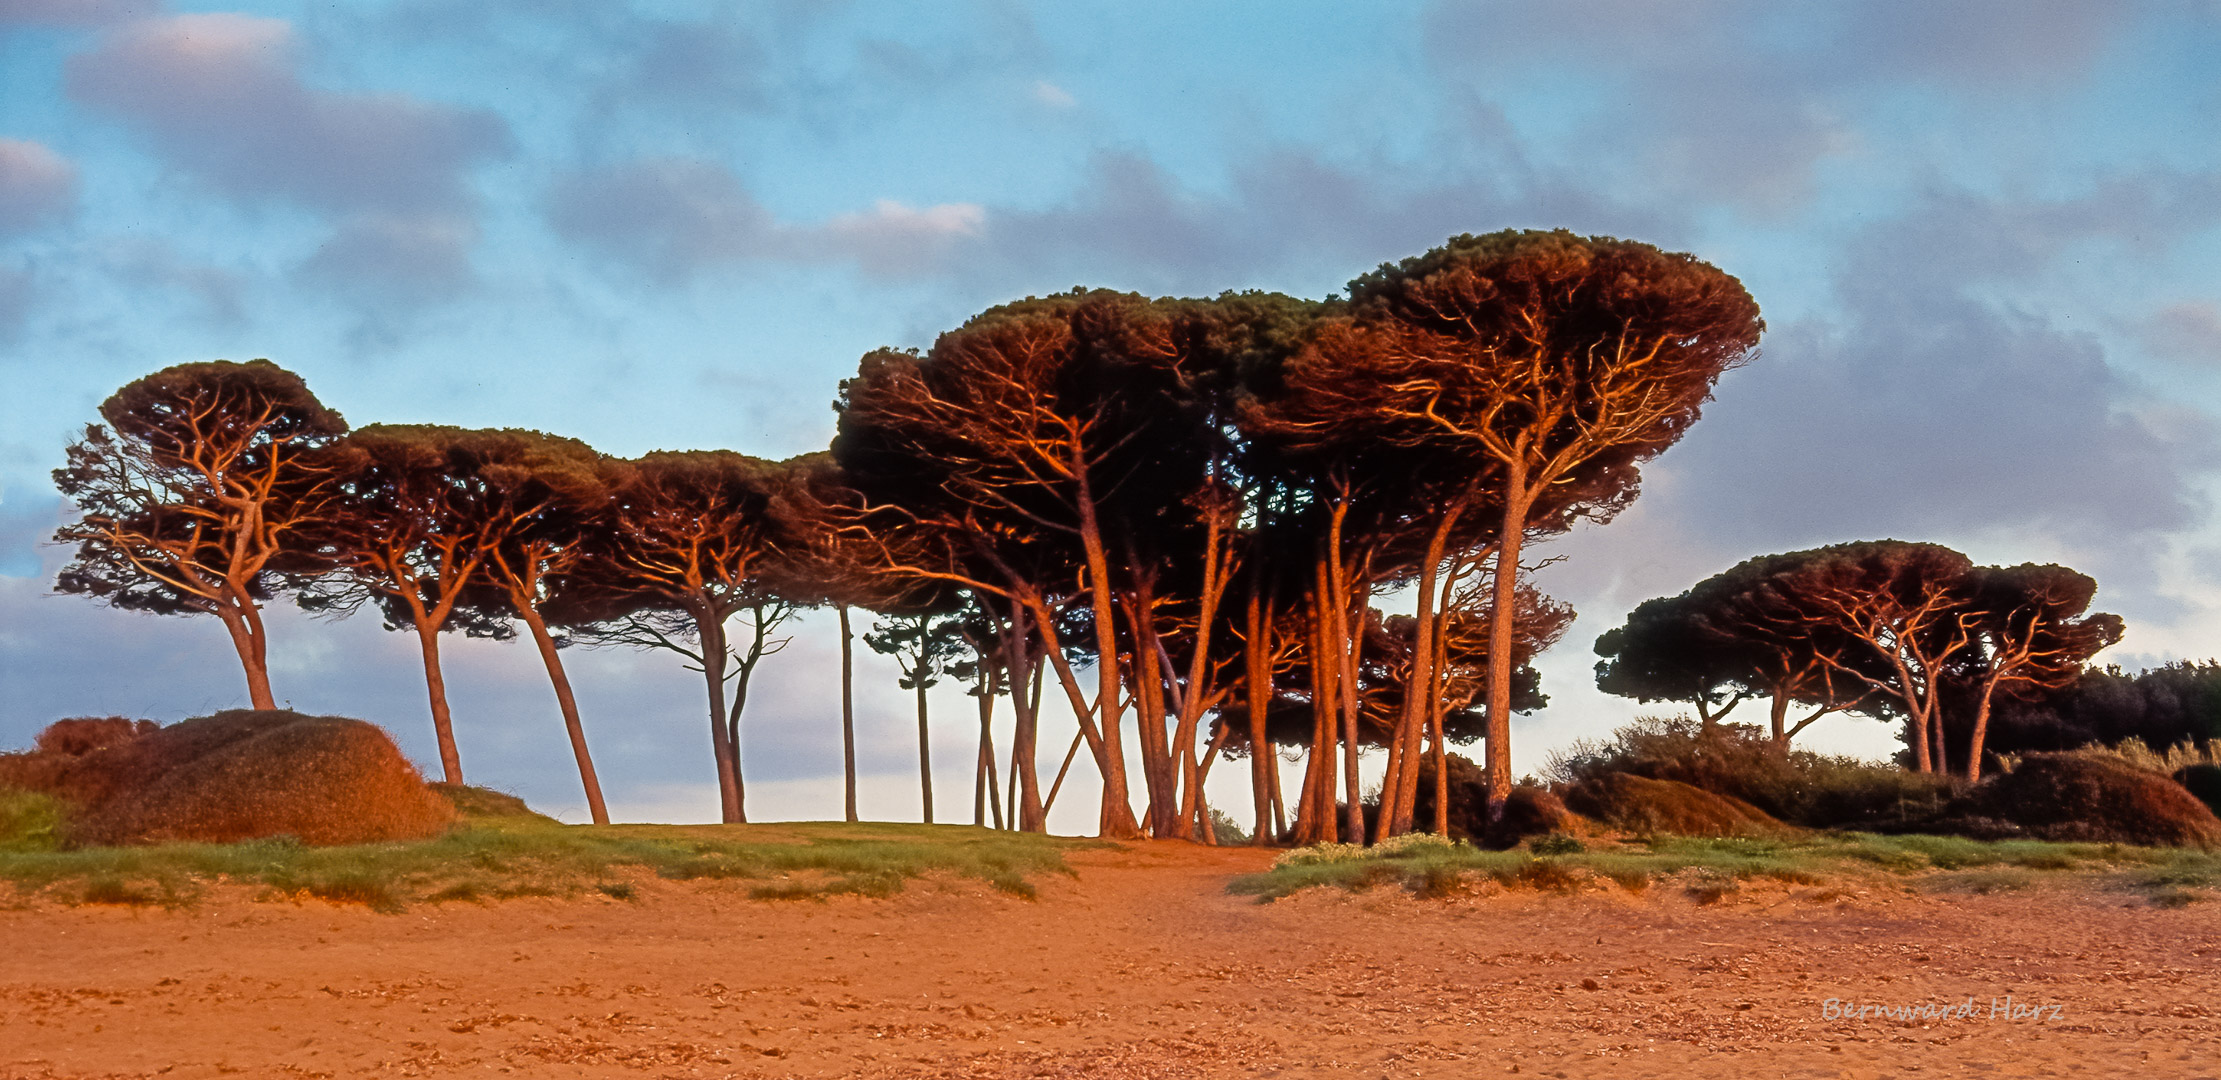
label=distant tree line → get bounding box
[1593,541,2131,781]
[50,228,1773,842]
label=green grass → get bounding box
[1228,832,2221,905]
[0,818,1098,913]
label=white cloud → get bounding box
[0,138,77,234]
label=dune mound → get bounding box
[3,710,452,847]
[1937,753,2221,848]
[429,782,556,822]
[1409,753,1590,849]
[1562,771,1793,838]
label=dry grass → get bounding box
[1229,831,2221,907]
[0,815,1098,912]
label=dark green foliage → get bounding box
[1529,833,1584,855]
[2175,764,2221,817]
[1982,662,2221,755]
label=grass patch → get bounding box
[0,819,1097,914]
[0,787,67,852]
[1228,831,2221,904]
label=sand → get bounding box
[3,841,2217,1079]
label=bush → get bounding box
[2175,764,2221,817]
[1546,715,1952,829]
[33,717,157,756]
[7,710,454,848]
[1936,753,2221,848]
[1561,772,1794,839]
[1205,808,1250,845]
[1411,752,1588,848]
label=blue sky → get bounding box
[4,0,2220,829]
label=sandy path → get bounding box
[3,841,2217,1079]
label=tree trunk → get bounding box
[412,611,464,787]
[1003,604,1046,832]
[1244,582,1275,846]
[1770,690,1791,748]
[217,594,279,712]
[518,604,608,824]
[1484,461,1535,819]
[696,611,743,824]
[840,604,857,823]
[1326,511,1364,845]
[1295,558,1338,844]
[1072,466,1143,840]
[1384,503,1464,839]
[1967,677,1999,783]
[975,659,1003,828]
[915,674,934,824]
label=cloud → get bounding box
[549,146,1671,295]
[2137,302,2221,365]
[1423,0,2137,214]
[1640,185,2221,600]
[0,0,159,27]
[66,14,509,217]
[1031,79,1076,109]
[296,213,478,305]
[102,238,246,325]
[546,157,987,282]
[0,265,30,340]
[0,138,77,234]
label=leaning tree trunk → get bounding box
[517,603,609,824]
[408,608,464,787]
[214,580,278,711]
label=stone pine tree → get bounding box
[467,429,616,823]
[305,424,514,786]
[1294,230,1763,817]
[53,359,348,710]
[555,451,797,824]
[1957,564,2122,781]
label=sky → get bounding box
[4,0,2220,832]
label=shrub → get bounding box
[1936,753,2221,848]
[32,717,157,756]
[1547,715,1953,829]
[1562,772,1794,839]
[52,710,454,847]
[2175,764,2221,817]
[1205,808,1251,845]
[1411,752,1587,848]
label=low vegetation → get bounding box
[1231,831,2221,907]
[0,794,1097,913]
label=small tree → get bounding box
[1957,564,2122,780]
[865,612,969,824]
[53,360,348,710]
